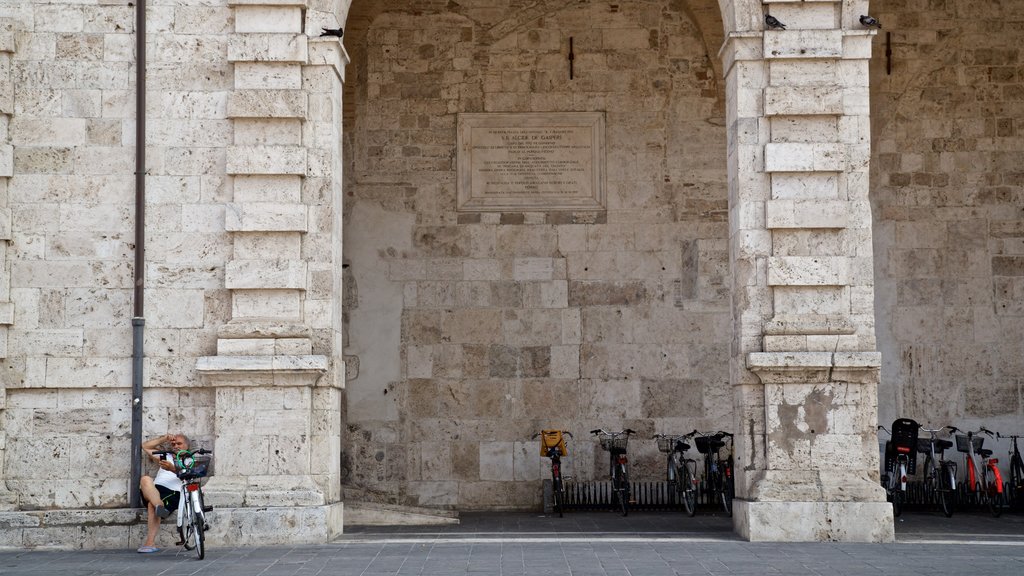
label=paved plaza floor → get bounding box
[1,509,1023,575]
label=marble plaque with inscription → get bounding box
[457,112,606,212]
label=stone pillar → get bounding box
[0,20,16,511]
[724,1,893,541]
[195,0,347,544]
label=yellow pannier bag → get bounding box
[540,429,567,457]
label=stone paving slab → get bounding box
[1,511,1023,575]
[1,539,1023,576]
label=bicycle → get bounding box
[917,426,957,517]
[688,430,734,516]
[997,431,1024,509]
[949,426,1005,517]
[153,448,214,559]
[653,432,697,516]
[917,426,957,518]
[533,429,572,517]
[877,418,918,517]
[590,428,634,516]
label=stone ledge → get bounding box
[196,354,328,375]
[747,351,881,384]
[0,503,343,549]
[343,502,459,527]
[308,38,349,83]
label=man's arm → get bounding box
[142,434,176,470]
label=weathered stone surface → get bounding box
[227,89,307,119]
[226,146,307,175]
[227,33,308,63]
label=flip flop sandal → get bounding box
[137,546,159,553]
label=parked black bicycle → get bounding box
[997,431,1024,509]
[591,428,634,516]
[533,429,571,517]
[687,430,734,516]
[878,418,918,517]
[918,426,957,518]
[654,433,697,516]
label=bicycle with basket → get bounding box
[949,426,1005,517]
[688,430,734,516]
[653,432,698,516]
[590,428,634,516]
[533,429,572,517]
[152,447,214,559]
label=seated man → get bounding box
[137,433,189,553]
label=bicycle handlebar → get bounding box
[590,428,634,436]
[997,432,1023,439]
[947,426,995,437]
[532,431,573,439]
[152,448,212,457]
[684,429,733,439]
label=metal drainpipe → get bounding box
[129,0,147,509]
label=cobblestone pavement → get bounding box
[1,510,1023,575]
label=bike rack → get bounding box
[544,480,728,512]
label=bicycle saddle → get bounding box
[979,448,993,458]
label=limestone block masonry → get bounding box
[725,0,892,542]
[0,0,348,548]
[193,0,348,544]
[0,17,15,512]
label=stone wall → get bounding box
[0,0,343,513]
[341,0,730,509]
[870,1,1024,435]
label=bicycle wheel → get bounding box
[891,463,905,517]
[938,464,955,518]
[615,464,629,517]
[553,473,563,518]
[986,475,1003,518]
[679,464,696,517]
[190,494,206,559]
[1012,456,1024,507]
[720,469,733,517]
[180,499,196,550]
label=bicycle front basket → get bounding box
[598,434,629,452]
[656,436,675,453]
[955,434,983,453]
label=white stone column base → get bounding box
[203,475,326,507]
[734,500,894,542]
[206,502,344,545]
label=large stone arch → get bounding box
[338,0,890,541]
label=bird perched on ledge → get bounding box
[765,15,786,30]
[320,27,344,38]
[859,15,882,29]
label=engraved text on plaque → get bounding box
[457,112,606,212]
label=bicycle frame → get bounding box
[590,428,634,516]
[154,448,213,559]
[877,425,911,516]
[688,430,733,516]
[950,426,1003,516]
[1000,433,1024,508]
[534,430,571,517]
[654,433,697,516]
[919,426,956,517]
